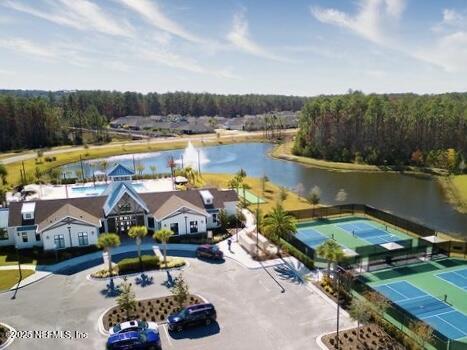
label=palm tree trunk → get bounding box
[164,241,168,268]
[137,238,142,271]
[107,249,112,275]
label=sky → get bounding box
[1,0,467,96]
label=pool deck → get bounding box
[6,178,175,201]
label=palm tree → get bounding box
[153,228,174,268]
[135,163,145,177]
[0,164,7,185]
[98,160,109,183]
[149,165,157,179]
[316,240,344,277]
[262,204,297,254]
[97,233,121,275]
[237,168,247,179]
[182,166,197,185]
[128,226,148,270]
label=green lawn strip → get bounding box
[0,269,35,291]
[366,259,467,315]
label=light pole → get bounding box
[335,265,346,350]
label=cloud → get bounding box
[310,0,399,45]
[138,47,238,79]
[2,0,134,37]
[311,1,467,73]
[0,38,57,59]
[116,0,202,43]
[413,32,467,72]
[227,10,290,62]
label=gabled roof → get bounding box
[153,194,208,220]
[102,181,149,216]
[37,203,101,231]
[107,163,135,177]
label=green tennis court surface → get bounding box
[296,216,412,252]
[365,258,467,343]
[235,189,266,204]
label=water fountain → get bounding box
[177,141,209,171]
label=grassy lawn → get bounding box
[452,175,467,209]
[0,269,35,291]
[439,175,467,213]
[3,134,266,185]
[200,173,312,214]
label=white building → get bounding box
[2,175,237,251]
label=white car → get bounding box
[109,320,159,335]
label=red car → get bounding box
[196,244,224,260]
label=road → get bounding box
[0,129,297,165]
[0,254,351,350]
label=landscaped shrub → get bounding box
[279,239,314,269]
[117,255,159,274]
[90,267,119,278]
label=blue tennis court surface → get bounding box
[295,227,328,248]
[374,281,467,340]
[338,221,402,245]
[437,268,467,291]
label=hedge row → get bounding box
[117,255,159,274]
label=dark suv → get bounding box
[106,329,161,350]
[196,244,223,260]
[167,303,217,332]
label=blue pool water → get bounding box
[71,183,144,196]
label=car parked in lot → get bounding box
[196,244,223,260]
[106,329,161,350]
[167,303,217,332]
[109,320,158,335]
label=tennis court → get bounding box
[437,268,467,291]
[374,280,467,340]
[235,189,266,204]
[338,221,404,245]
[296,227,328,248]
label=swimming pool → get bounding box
[71,183,145,196]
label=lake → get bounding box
[63,142,467,237]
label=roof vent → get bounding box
[199,190,214,205]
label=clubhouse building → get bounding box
[0,164,237,251]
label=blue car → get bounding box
[106,329,161,350]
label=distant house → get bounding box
[2,165,238,251]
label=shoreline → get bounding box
[1,131,293,186]
[270,142,467,214]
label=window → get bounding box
[212,214,217,223]
[54,234,65,249]
[0,228,8,240]
[35,233,41,241]
[22,232,28,243]
[170,223,179,235]
[190,221,198,233]
[78,232,89,246]
[148,217,155,228]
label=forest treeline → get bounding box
[294,92,466,172]
[0,90,306,151]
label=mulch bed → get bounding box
[322,324,404,350]
[103,294,203,331]
[0,324,9,346]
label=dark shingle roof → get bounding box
[8,189,237,228]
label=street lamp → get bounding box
[334,265,347,350]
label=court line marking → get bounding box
[435,268,467,291]
[428,314,467,338]
[379,280,467,339]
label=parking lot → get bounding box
[0,255,353,349]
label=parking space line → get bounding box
[162,324,173,347]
